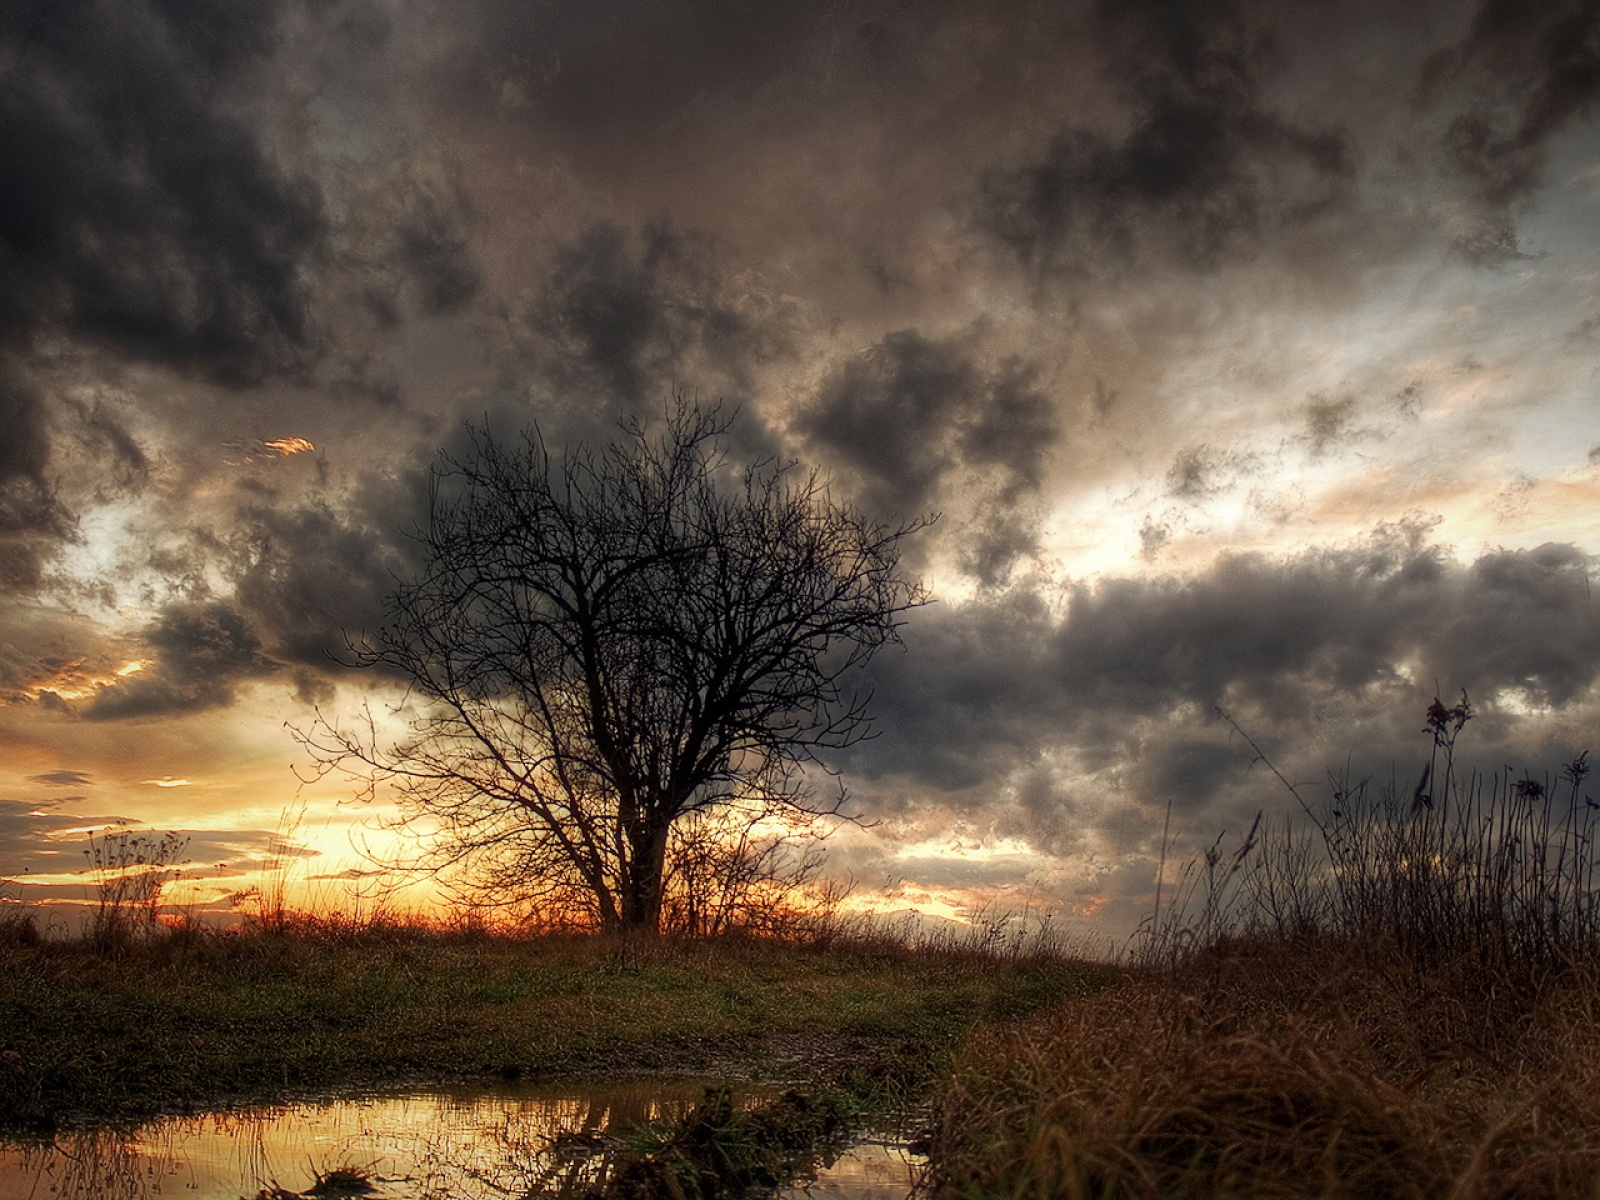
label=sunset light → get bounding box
[261,437,315,456]
[19,659,151,704]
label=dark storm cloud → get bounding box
[524,220,787,416]
[225,481,423,677]
[456,1,829,158]
[972,0,1353,282]
[960,362,1061,499]
[65,398,151,495]
[801,330,1061,521]
[0,367,51,487]
[1155,737,1249,800]
[0,366,73,592]
[83,601,275,720]
[399,202,481,316]
[848,533,1600,819]
[0,0,324,380]
[1056,540,1600,718]
[843,589,1067,791]
[1425,0,1600,257]
[0,0,326,596]
[802,332,975,516]
[958,511,1046,589]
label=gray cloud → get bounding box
[958,511,1048,589]
[66,397,152,497]
[225,478,424,679]
[1304,394,1359,458]
[399,199,481,317]
[27,771,90,787]
[1140,516,1176,562]
[1166,444,1260,502]
[0,366,73,592]
[1057,540,1600,721]
[1424,0,1600,258]
[848,532,1600,825]
[0,796,326,908]
[447,1,843,199]
[83,601,275,720]
[972,0,1353,283]
[0,366,51,487]
[800,330,1061,525]
[5,0,1600,939]
[842,589,1068,792]
[0,0,324,381]
[522,220,790,419]
[802,331,977,516]
[0,0,327,596]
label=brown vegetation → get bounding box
[921,698,1600,1199]
[923,939,1600,1199]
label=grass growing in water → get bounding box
[596,1086,854,1199]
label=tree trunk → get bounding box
[619,818,673,933]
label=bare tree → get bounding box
[659,805,831,939]
[303,402,927,934]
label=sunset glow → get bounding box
[19,660,151,704]
[261,437,316,456]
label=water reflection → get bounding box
[0,1083,921,1200]
[776,1137,923,1200]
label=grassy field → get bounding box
[13,918,1599,1199]
[0,918,1113,1131]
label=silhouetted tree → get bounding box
[305,402,926,933]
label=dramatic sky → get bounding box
[4,0,1600,940]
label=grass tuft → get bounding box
[593,1086,853,1199]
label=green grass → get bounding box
[0,923,1113,1129]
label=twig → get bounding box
[1215,707,1325,832]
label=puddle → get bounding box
[775,1135,924,1199]
[0,1081,923,1200]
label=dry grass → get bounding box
[923,701,1600,1199]
[922,938,1600,1199]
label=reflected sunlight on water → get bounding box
[776,1137,923,1200]
[0,1082,922,1200]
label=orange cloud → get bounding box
[16,659,149,704]
[222,437,317,465]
